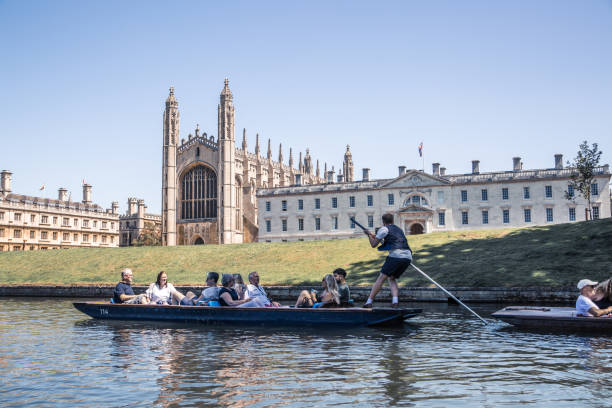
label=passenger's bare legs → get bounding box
[171,289,185,304]
[295,290,314,307]
[365,274,388,305]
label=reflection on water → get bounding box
[1,298,612,407]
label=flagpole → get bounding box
[422,150,425,172]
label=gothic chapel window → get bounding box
[181,166,217,220]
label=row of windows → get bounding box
[264,214,376,233]
[262,204,602,234]
[0,228,115,243]
[270,194,398,213]
[460,184,599,202]
[0,211,115,229]
[452,207,599,226]
[267,182,602,214]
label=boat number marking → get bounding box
[100,308,109,316]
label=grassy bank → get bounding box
[0,218,611,287]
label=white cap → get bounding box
[577,279,598,290]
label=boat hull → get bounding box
[492,306,612,330]
[73,302,421,327]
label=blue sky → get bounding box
[1,0,611,213]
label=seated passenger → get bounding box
[182,272,220,305]
[233,273,247,300]
[145,271,186,305]
[244,271,281,307]
[113,268,149,304]
[576,279,612,317]
[294,274,340,308]
[333,268,351,306]
[219,274,267,307]
[593,278,612,308]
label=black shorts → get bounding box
[380,256,412,279]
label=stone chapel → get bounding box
[161,80,353,245]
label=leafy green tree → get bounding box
[134,222,161,246]
[565,141,602,220]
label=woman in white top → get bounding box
[146,271,186,305]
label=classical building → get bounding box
[161,80,330,246]
[119,198,162,246]
[0,170,120,251]
[257,155,611,242]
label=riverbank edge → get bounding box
[0,285,578,303]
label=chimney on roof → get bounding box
[58,188,68,201]
[440,167,446,176]
[112,201,119,215]
[137,199,145,217]
[362,168,370,182]
[398,166,406,177]
[472,160,480,175]
[128,198,138,215]
[1,170,12,194]
[513,157,522,172]
[137,199,145,230]
[555,154,563,169]
[82,184,92,204]
[432,163,440,176]
[337,173,344,183]
[295,173,302,186]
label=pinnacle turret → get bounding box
[220,78,233,100]
[267,139,272,159]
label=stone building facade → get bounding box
[161,80,331,246]
[257,155,611,242]
[0,170,120,251]
[119,198,162,246]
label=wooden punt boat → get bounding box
[492,306,612,330]
[73,302,422,327]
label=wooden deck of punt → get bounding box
[492,306,612,330]
[73,302,422,327]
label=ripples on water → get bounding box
[1,298,612,407]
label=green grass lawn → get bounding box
[1,218,611,287]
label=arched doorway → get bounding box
[410,223,424,235]
[194,237,204,245]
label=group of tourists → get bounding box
[113,268,353,309]
[113,213,411,309]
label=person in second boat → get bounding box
[593,278,612,308]
[361,213,412,308]
[294,274,340,308]
[576,279,612,317]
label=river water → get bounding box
[1,298,611,407]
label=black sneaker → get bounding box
[391,303,399,309]
[362,303,373,309]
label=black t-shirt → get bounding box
[338,283,350,305]
[218,287,238,306]
[113,282,134,303]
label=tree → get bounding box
[134,222,162,246]
[565,141,602,220]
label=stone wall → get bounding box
[0,285,577,303]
